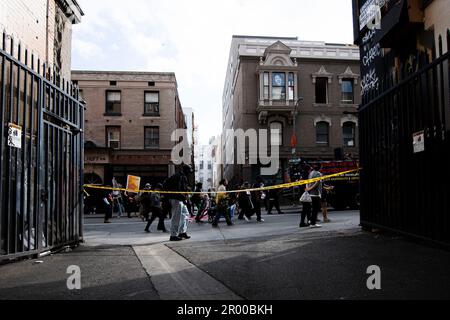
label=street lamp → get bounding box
[291,97,303,158]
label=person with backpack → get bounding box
[144,183,167,233]
[165,165,192,241]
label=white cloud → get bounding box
[72,0,355,144]
[72,38,105,60]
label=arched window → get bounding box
[343,122,356,147]
[316,121,330,145]
[270,122,283,146]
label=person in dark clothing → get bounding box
[103,189,113,223]
[194,183,207,222]
[251,176,265,222]
[238,182,254,220]
[139,183,153,222]
[212,179,233,227]
[306,163,323,228]
[192,182,203,209]
[300,165,312,228]
[267,182,284,215]
[123,191,137,218]
[162,194,171,220]
[165,165,192,241]
[145,184,167,233]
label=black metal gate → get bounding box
[0,32,84,261]
[359,34,450,246]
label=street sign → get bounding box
[8,123,22,149]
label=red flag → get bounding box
[290,134,297,148]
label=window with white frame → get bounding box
[105,91,121,115]
[106,126,121,149]
[144,92,160,116]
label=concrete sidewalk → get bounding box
[0,245,160,300]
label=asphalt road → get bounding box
[167,232,450,300]
[2,209,450,300]
[82,207,360,246]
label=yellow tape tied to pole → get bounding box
[83,168,360,195]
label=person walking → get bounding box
[238,182,254,221]
[112,184,124,219]
[305,164,323,228]
[212,179,234,227]
[123,191,137,218]
[139,183,153,222]
[165,165,192,241]
[103,189,114,224]
[267,182,284,215]
[192,183,203,214]
[299,165,312,228]
[321,183,334,223]
[144,183,167,233]
[251,176,265,222]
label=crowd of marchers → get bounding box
[96,163,334,242]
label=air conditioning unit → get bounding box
[109,141,120,149]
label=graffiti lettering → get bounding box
[362,30,376,45]
[361,69,379,96]
[363,43,381,67]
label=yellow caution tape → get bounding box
[83,168,360,195]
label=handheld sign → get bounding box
[126,175,141,193]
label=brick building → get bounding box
[71,71,188,188]
[222,36,361,184]
[0,0,83,80]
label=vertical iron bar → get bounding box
[20,47,28,252]
[27,53,35,251]
[14,42,22,253]
[0,32,7,254]
[6,35,15,255]
[79,90,85,240]
[36,62,45,254]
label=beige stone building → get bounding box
[222,36,361,184]
[0,0,83,80]
[71,71,188,187]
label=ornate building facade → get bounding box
[222,36,361,184]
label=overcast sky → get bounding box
[72,0,355,145]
